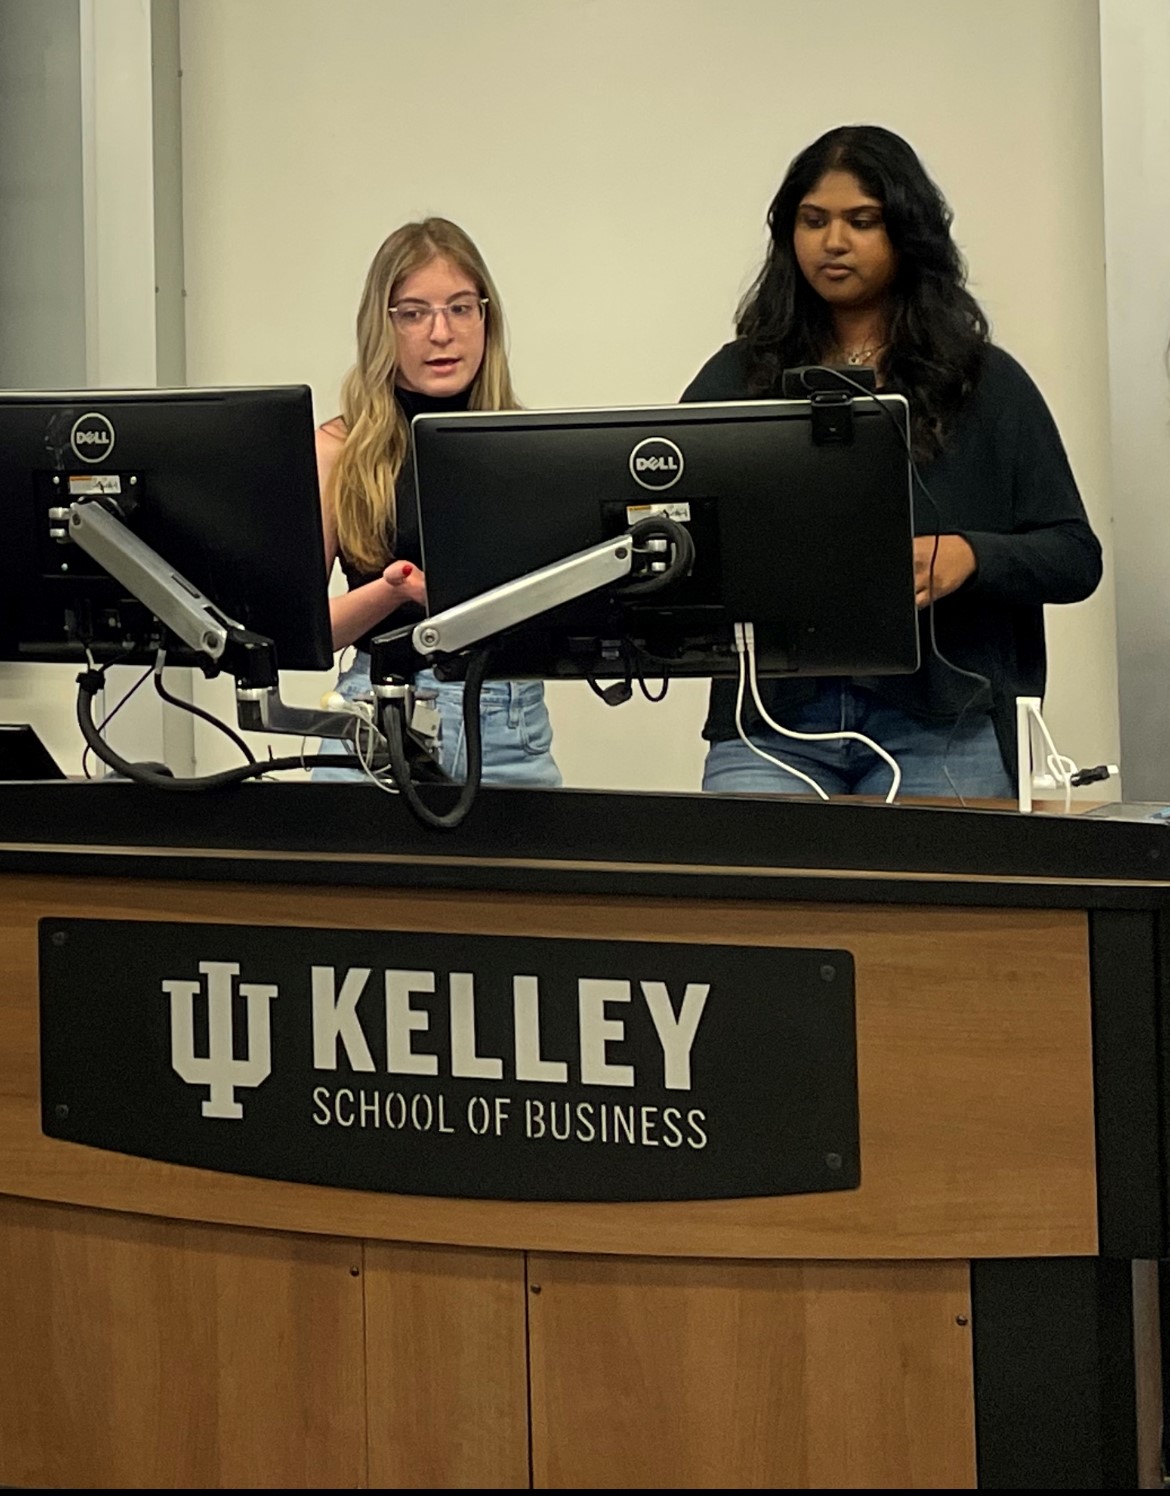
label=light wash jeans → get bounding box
[311,650,562,787]
[702,681,1012,800]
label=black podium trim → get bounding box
[972,1258,1139,1489]
[0,782,1169,900]
[1090,911,1167,1258]
[1159,909,1170,1250]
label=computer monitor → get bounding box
[0,386,333,672]
[410,396,920,681]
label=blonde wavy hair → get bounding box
[332,217,518,574]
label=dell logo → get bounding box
[70,412,115,465]
[629,436,684,492]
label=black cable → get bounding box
[76,669,357,788]
[77,644,142,781]
[614,515,696,597]
[382,648,491,830]
[805,365,994,804]
[1070,764,1114,788]
[582,642,671,705]
[622,638,670,702]
[152,655,258,765]
[585,650,633,706]
[636,666,669,703]
[549,518,692,707]
[81,664,154,779]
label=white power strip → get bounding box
[1015,696,1118,814]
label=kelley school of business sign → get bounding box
[38,919,860,1202]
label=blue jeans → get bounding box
[702,681,1012,800]
[311,651,562,787]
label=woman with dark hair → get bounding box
[684,124,1102,799]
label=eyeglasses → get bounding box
[388,297,488,332]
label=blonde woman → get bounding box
[314,218,560,785]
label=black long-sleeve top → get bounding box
[339,385,470,653]
[680,340,1103,773]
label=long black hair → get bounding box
[737,124,989,461]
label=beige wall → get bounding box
[176,0,1116,788]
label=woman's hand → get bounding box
[913,534,976,608]
[382,559,428,609]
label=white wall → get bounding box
[176,0,1120,792]
[1100,0,1170,801]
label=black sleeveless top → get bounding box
[340,385,471,652]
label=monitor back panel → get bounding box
[0,387,332,671]
[412,400,919,680]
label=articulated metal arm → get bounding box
[62,500,235,662]
[409,533,638,658]
[62,498,369,746]
[368,517,691,687]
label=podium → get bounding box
[0,780,1166,1489]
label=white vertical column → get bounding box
[79,0,157,387]
[78,0,195,775]
[1099,0,1170,801]
[0,1,85,773]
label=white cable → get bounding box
[732,628,830,800]
[1016,696,1077,813]
[737,623,903,803]
[354,708,401,794]
[319,692,401,793]
[350,701,401,794]
[1031,711,1075,814]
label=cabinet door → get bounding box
[527,1253,976,1489]
[0,1195,367,1489]
[364,1242,529,1488]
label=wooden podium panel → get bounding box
[0,771,1165,1489]
[364,1242,529,1488]
[528,1254,975,1489]
[0,1193,367,1489]
[0,1195,535,1491]
[0,876,1097,1260]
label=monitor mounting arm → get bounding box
[368,515,692,693]
[58,496,381,746]
[361,513,693,831]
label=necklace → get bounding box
[841,340,888,366]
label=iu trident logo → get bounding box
[163,960,277,1119]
